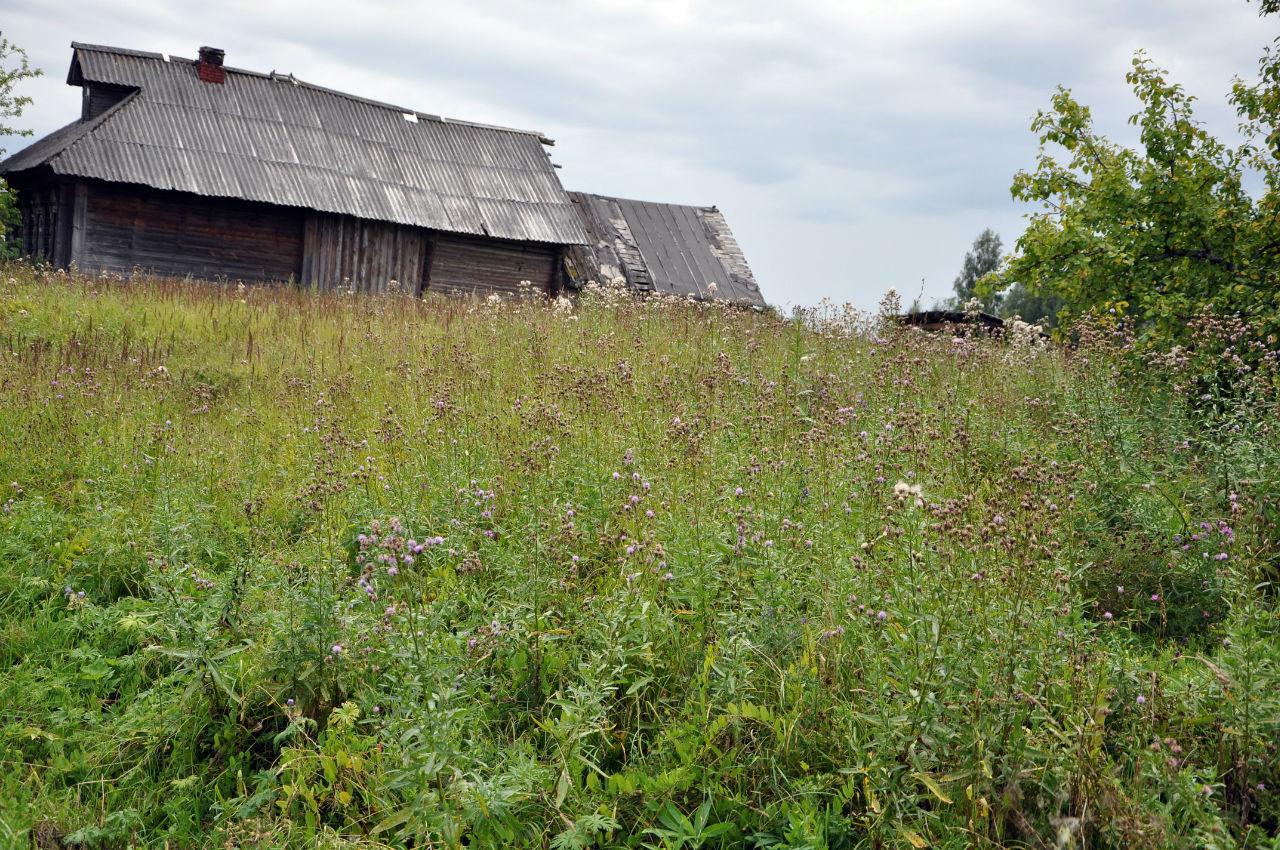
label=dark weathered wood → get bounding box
[82,83,132,120]
[897,311,1005,333]
[14,184,58,265]
[420,234,437,296]
[4,170,571,300]
[80,182,304,281]
[55,184,74,268]
[69,183,87,269]
[426,233,557,297]
[301,212,426,293]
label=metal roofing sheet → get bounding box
[6,43,586,245]
[569,191,764,306]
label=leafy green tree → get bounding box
[943,228,1062,324]
[0,34,41,260]
[950,228,1004,313]
[1003,2,1280,346]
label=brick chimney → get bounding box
[196,46,226,84]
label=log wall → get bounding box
[427,233,559,298]
[4,178,567,298]
[15,185,59,265]
[79,182,304,281]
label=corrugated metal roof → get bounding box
[2,43,587,245]
[568,192,764,306]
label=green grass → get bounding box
[0,266,1277,848]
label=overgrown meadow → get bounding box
[1,265,1277,849]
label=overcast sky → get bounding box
[1,0,1274,310]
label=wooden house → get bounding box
[0,43,589,296]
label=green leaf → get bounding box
[555,767,569,809]
[372,808,412,835]
[912,771,953,804]
[78,660,113,681]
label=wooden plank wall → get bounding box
[79,182,304,281]
[82,83,133,121]
[16,185,59,265]
[427,233,558,298]
[302,213,427,294]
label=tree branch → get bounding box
[1150,248,1237,270]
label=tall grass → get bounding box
[0,264,1276,848]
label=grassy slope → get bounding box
[0,266,1276,848]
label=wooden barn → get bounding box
[0,43,589,296]
[566,192,764,307]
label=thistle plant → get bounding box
[0,263,1276,848]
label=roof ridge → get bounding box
[571,190,716,213]
[69,41,555,144]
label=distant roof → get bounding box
[568,191,764,306]
[897,310,1005,330]
[1,43,588,245]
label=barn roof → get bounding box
[567,192,764,306]
[0,43,588,245]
